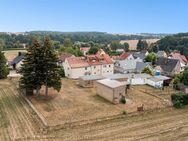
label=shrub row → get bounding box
[171,93,188,108]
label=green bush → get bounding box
[120,97,126,104]
[171,93,188,108]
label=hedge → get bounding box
[171,92,188,108]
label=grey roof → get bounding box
[97,79,126,88]
[11,54,25,65]
[155,57,180,73]
[133,52,146,60]
[136,62,150,72]
[115,60,141,71]
[80,75,105,81]
[157,51,166,57]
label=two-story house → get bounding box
[64,49,114,79]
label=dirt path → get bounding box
[48,108,188,141]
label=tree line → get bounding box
[151,33,188,58]
[0,31,160,50]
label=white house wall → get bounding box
[146,79,163,88]
[128,78,146,85]
[64,59,114,79]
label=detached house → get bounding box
[113,52,143,73]
[169,52,188,72]
[58,53,74,66]
[64,49,114,79]
[155,57,181,77]
[133,50,149,61]
[112,52,134,61]
[157,51,167,58]
[11,52,25,70]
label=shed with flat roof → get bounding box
[96,79,127,104]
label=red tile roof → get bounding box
[170,52,188,65]
[112,52,130,60]
[66,57,90,68]
[59,53,74,62]
[66,49,113,68]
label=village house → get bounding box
[80,47,90,55]
[96,79,127,104]
[11,52,25,70]
[169,52,188,72]
[155,57,181,77]
[58,53,74,66]
[133,50,149,61]
[135,62,152,73]
[157,51,167,58]
[64,49,114,79]
[112,52,143,73]
[114,59,143,73]
[112,52,134,61]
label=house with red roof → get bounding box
[58,53,74,66]
[112,52,134,61]
[64,49,114,79]
[169,52,188,72]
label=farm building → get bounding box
[11,52,25,70]
[79,75,105,88]
[96,79,127,104]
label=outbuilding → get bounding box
[79,75,105,88]
[96,79,127,104]
[146,77,164,88]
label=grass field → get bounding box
[0,79,188,141]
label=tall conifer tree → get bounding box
[20,38,43,95]
[0,51,9,79]
[43,37,61,96]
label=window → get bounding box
[109,65,111,67]
[85,67,87,70]
[103,65,107,68]
[94,66,96,69]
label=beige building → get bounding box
[96,79,127,104]
[64,49,114,79]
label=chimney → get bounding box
[18,52,22,56]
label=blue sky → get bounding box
[0,0,187,33]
